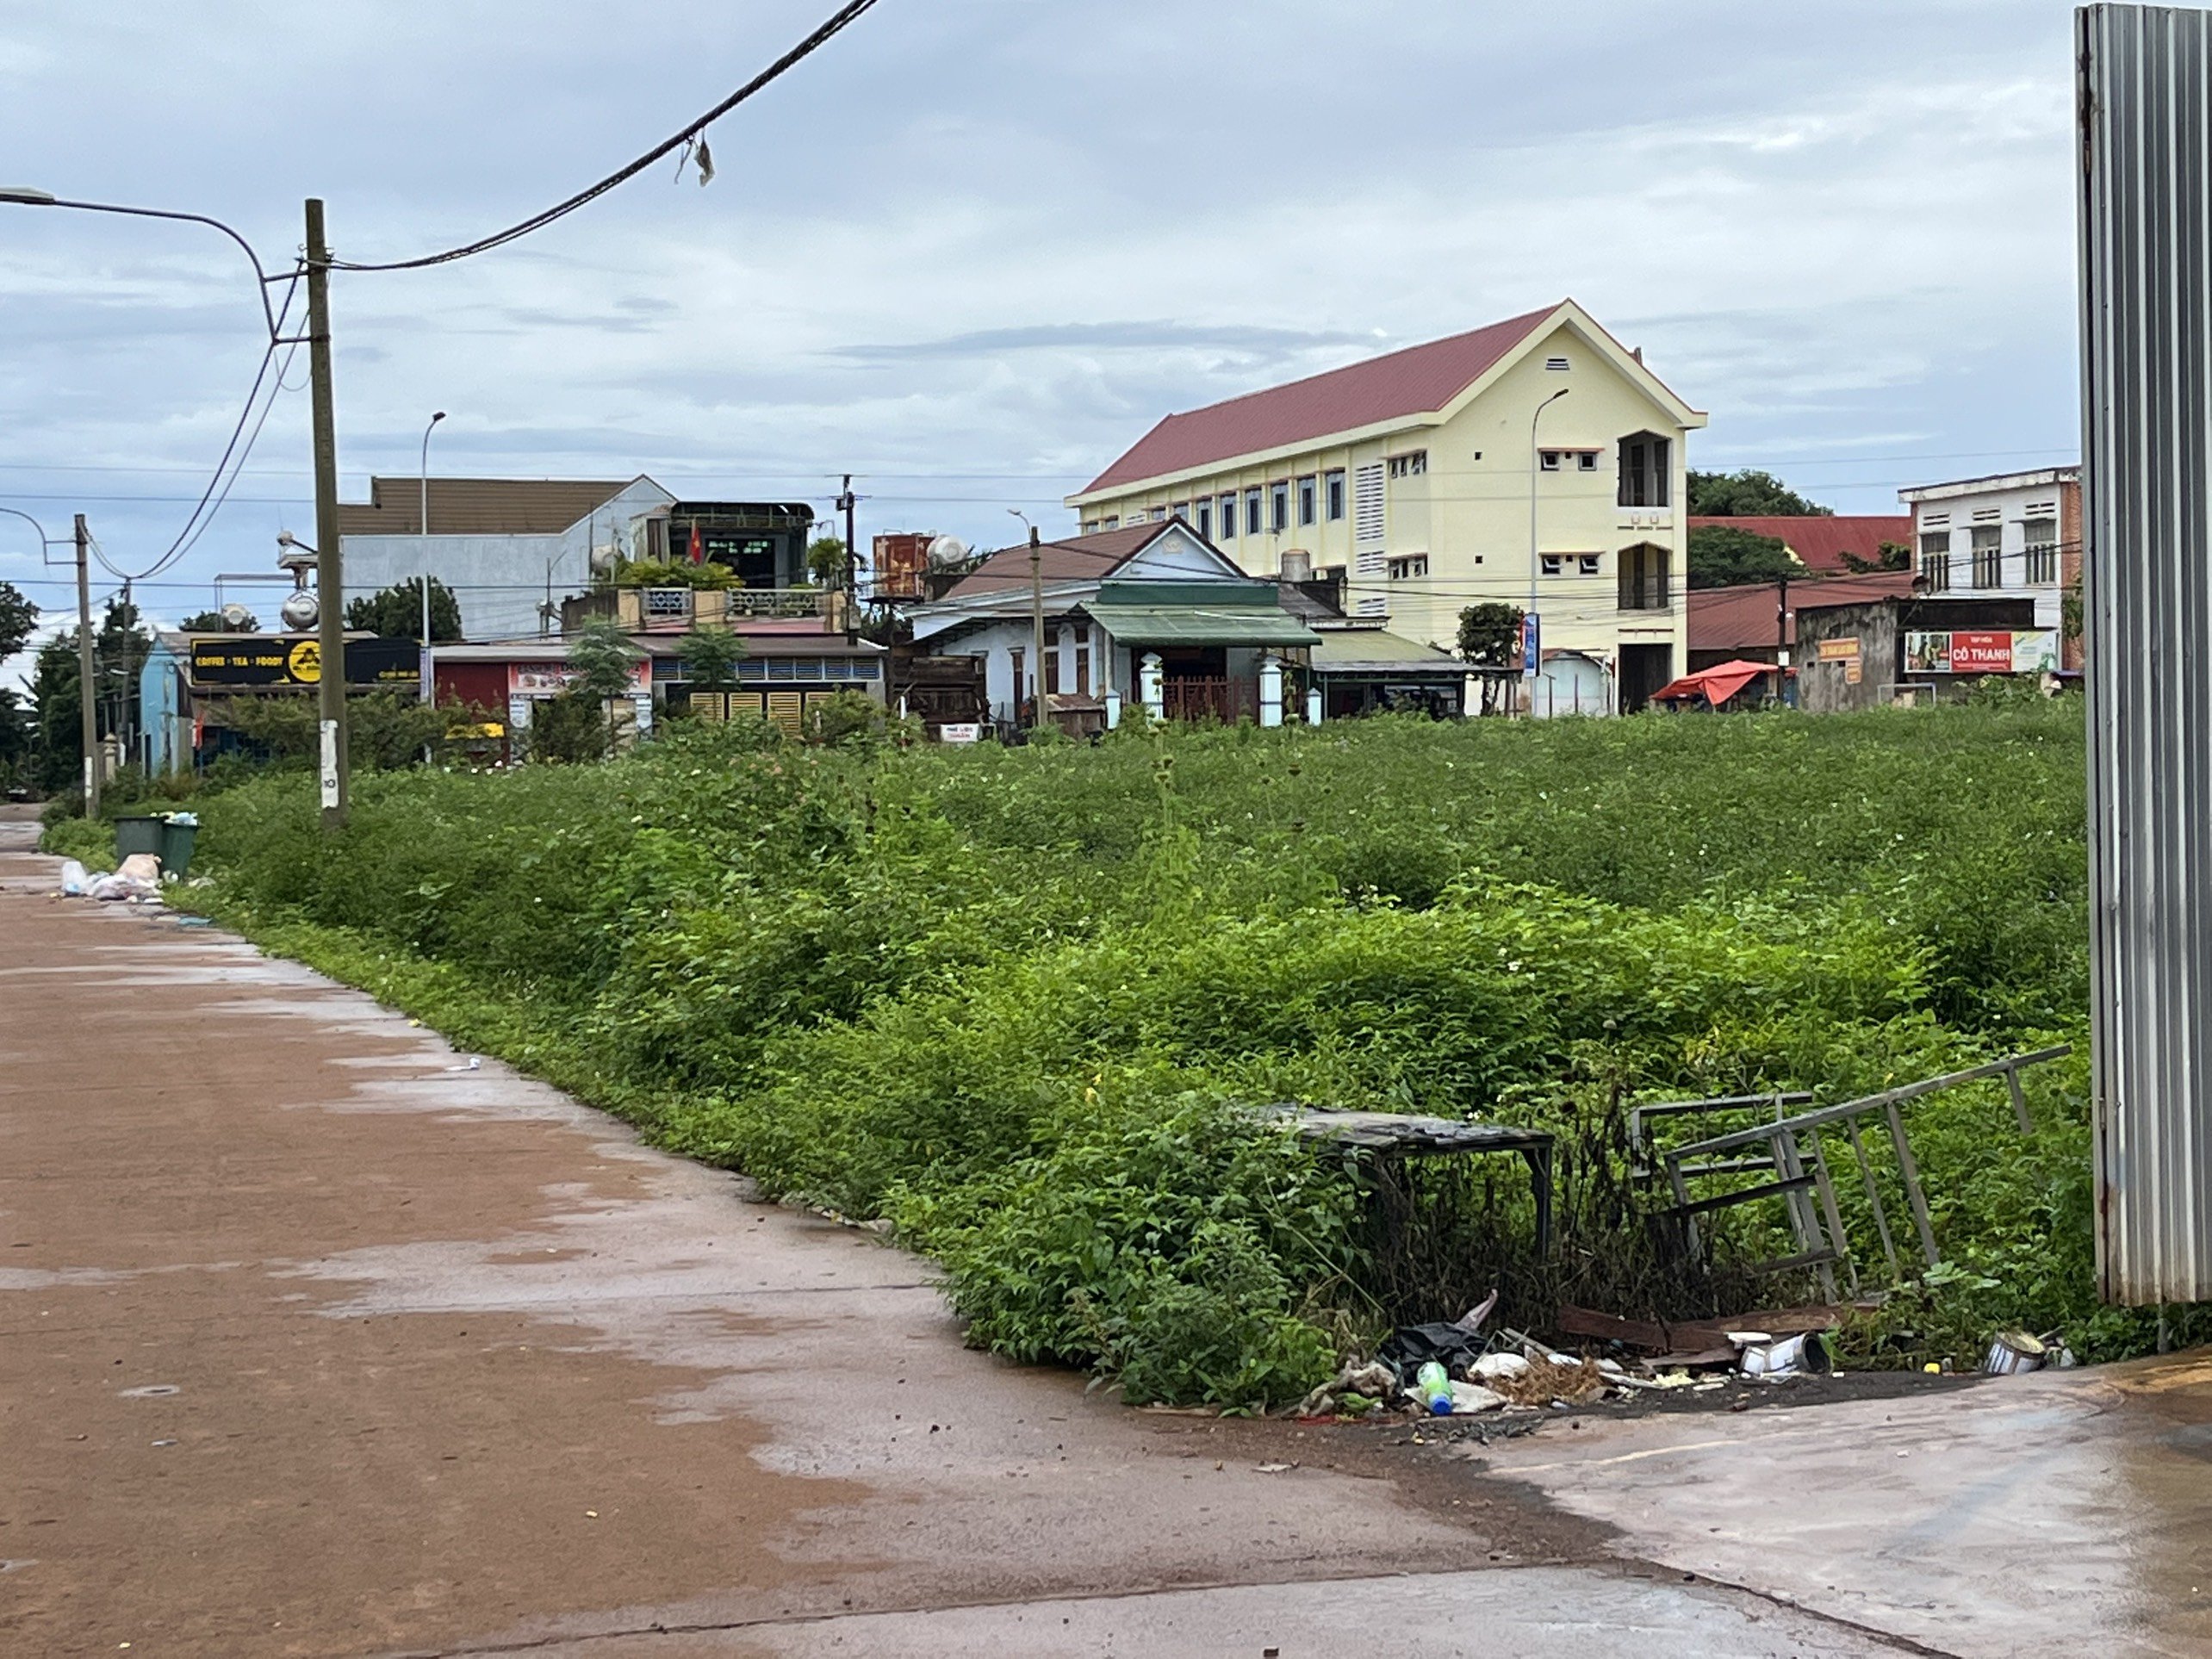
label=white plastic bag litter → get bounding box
[117,852,162,884]
[58,859,88,896]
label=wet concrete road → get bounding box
[1476,1350,2212,1657]
[0,804,2197,1657]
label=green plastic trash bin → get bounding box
[114,816,164,862]
[158,816,199,879]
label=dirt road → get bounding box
[0,806,2174,1656]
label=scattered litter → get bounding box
[1254,1463,1296,1474]
[1411,1360,1454,1416]
[1739,1333,1831,1377]
[1448,1381,1506,1414]
[444,1058,482,1072]
[1470,1351,1531,1384]
[1376,1294,1498,1381]
[84,861,163,903]
[150,1439,177,1448]
[1488,1350,1611,1407]
[1984,1330,2047,1376]
[56,860,87,896]
[1296,1358,1396,1418]
[173,916,212,929]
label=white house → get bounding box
[339,475,675,642]
[1898,466,2081,654]
[908,520,1320,725]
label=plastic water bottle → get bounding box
[1416,1360,1452,1415]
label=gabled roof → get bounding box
[1078,306,1561,496]
[337,476,649,537]
[1687,515,1913,575]
[932,521,1186,604]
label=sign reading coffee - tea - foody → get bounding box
[189,637,419,688]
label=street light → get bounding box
[1528,388,1571,697]
[419,412,446,759]
[2,503,102,811]
[419,410,446,694]
[0,187,283,339]
[3,184,351,828]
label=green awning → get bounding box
[1082,603,1323,648]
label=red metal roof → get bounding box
[935,523,1178,604]
[1079,305,1566,494]
[1688,570,1917,654]
[1687,515,1913,575]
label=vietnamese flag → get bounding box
[687,524,705,565]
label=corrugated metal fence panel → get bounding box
[2079,3,2212,1304]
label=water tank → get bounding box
[279,590,319,631]
[1280,549,1313,583]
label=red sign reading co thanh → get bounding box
[1950,631,2015,674]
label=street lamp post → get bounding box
[419,412,446,738]
[1528,388,1571,705]
[0,184,351,830]
[0,503,96,811]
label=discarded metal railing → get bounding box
[1642,1047,2070,1300]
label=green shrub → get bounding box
[169,700,2118,1401]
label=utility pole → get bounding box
[837,474,858,644]
[73,514,97,816]
[1774,575,1790,705]
[1028,525,1046,730]
[304,198,348,830]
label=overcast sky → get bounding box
[1,0,2080,649]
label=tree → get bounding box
[27,632,82,796]
[677,625,747,689]
[217,690,461,771]
[1687,469,1830,518]
[1838,541,1912,575]
[566,618,643,757]
[345,577,463,643]
[805,536,848,588]
[1688,524,1799,589]
[178,608,258,633]
[524,688,608,765]
[91,597,152,753]
[0,687,29,785]
[0,580,36,662]
[1456,603,1524,670]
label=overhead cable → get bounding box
[327,0,885,273]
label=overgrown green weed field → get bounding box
[92,700,2196,1403]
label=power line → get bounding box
[326,0,886,274]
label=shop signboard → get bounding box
[190,637,419,688]
[1902,630,2060,674]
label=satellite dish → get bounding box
[927,535,972,569]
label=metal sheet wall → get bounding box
[2079,3,2212,1303]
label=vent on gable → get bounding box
[1923,512,1951,527]
[1545,356,1571,372]
[1972,507,2003,522]
[2025,500,2058,515]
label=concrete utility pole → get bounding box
[73,514,97,815]
[837,475,858,644]
[304,198,348,830]
[1028,525,1046,730]
[1774,575,1790,704]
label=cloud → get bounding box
[836,320,1381,363]
[0,0,2086,579]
